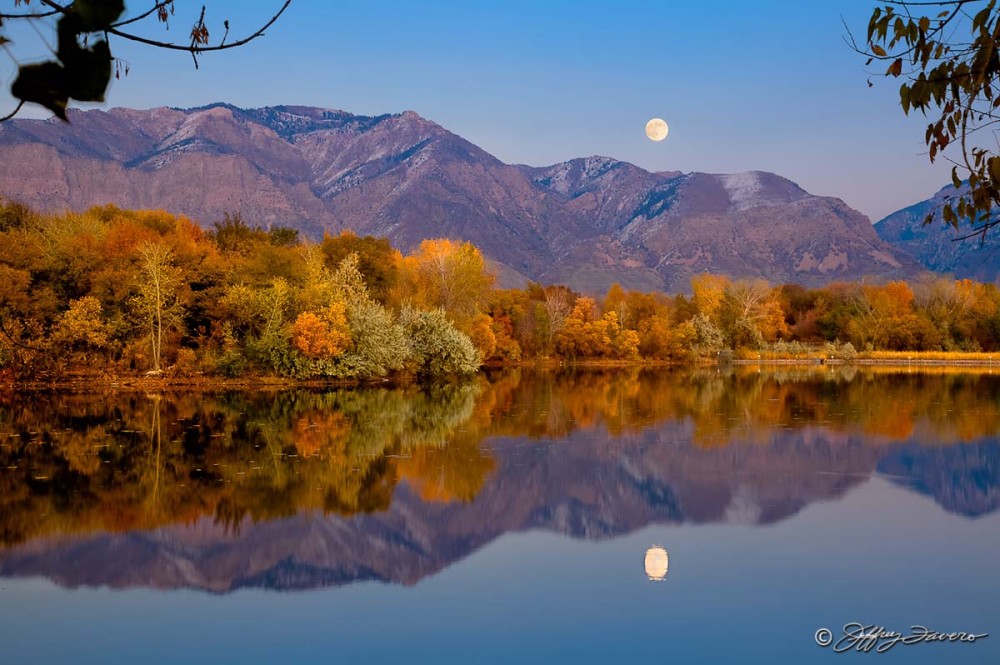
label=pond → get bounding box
[0,367,997,663]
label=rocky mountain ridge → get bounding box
[875,183,1000,282]
[0,103,923,291]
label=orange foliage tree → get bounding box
[291,303,351,359]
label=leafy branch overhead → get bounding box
[858,1,1000,240]
[0,0,291,121]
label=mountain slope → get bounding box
[0,103,921,292]
[875,184,1000,282]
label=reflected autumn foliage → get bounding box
[479,366,1000,446]
[2,367,1000,547]
[0,383,492,546]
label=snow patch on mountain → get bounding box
[720,171,810,211]
[720,172,765,210]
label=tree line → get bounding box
[3,200,1000,381]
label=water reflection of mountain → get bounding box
[0,368,997,592]
[878,440,1000,517]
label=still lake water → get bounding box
[0,367,997,663]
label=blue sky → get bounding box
[0,0,951,221]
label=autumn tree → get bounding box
[210,213,297,254]
[914,276,1000,349]
[541,285,575,354]
[220,278,292,342]
[691,274,729,325]
[400,239,495,326]
[485,288,532,360]
[290,303,350,359]
[320,230,400,303]
[0,201,55,369]
[846,281,935,350]
[719,279,788,349]
[607,311,640,359]
[556,297,609,358]
[134,241,183,372]
[859,1,1000,238]
[51,295,111,360]
[488,311,522,361]
[603,283,630,327]
[465,312,497,361]
[332,254,410,378]
[297,245,338,312]
[553,297,637,359]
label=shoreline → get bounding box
[730,357,1000,367]
[5,355,1000,391]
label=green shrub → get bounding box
[401,307,481,376]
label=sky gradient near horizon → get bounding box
[0,0,954,221]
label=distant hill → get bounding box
[0,103,921,292]
[875,184,1000,282]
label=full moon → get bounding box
[645,118,669,142]
[644,546,669,581]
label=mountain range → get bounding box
[0,103,946,292]
[874,184,1000,282]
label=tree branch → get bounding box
[0,100,25,122]
[37,0,291,55]
[0,9,60,19]
[110,0,174,29]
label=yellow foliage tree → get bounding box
[606,311,640,359]
[691,273,730,325]
[848,281,923,350]
[51,296,110,356]
[400,238,495,325]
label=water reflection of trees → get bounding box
[1,368,998,546]
[0,383,491,546]
[481,366,1000,445]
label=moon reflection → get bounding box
[644,546,669,581]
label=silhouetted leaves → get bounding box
[864,2,1000,236]
[2,1,291,120]
[9,1,124,118]
[11,63,69,120]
